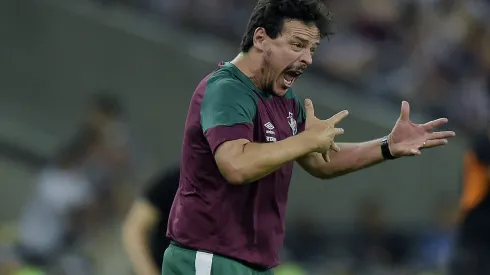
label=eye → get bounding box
[291,42,303,51]
[291,42,303,52]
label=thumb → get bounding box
[400,101,410,121]
[304,98,315,119]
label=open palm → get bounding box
[388,101,456,157]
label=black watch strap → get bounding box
[381,136,397,160]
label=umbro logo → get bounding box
[264,121,276,142]
[264,122,275,130]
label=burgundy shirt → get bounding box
[167,62,306,269]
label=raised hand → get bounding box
[304,99,348,162]
[388,101,456,157]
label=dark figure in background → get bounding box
[74,92,135,217]
[123,165,180,275]
[450,128,490,274]
[15,92,134,274]
[16,124,96,273]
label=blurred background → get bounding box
[0,0,489,274]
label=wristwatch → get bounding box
[381,136,397,160]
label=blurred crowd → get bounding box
[281,197,458,274]
[99,0,490,135]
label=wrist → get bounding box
[381,135,397,160]
[297,131,320,154]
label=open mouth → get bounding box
[283,70,303,88]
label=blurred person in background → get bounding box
[66,92,138,225]
[450,127,490,274]
[123,165,180,275]
[163,0,455,274]
[15,131,96,274]
[12,92,136,274]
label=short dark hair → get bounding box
[92,91,122,117]
[240,0,333,53]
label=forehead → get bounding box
[281,19,321,43]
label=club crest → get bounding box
[287,112,297,135]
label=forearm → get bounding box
[221,133,315,184]
[122,226,160,275]
[300,138,385,179]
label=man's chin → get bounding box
[272,86,289,97]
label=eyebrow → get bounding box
[293,35,320,47]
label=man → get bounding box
[16,130,95,274]
[123,165,180,275]
[81,92,134,196]
[450,128,490,274]
[163,0,456,274]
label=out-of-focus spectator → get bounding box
[74,92,137,219]
[450,128,490,275]
[16,127,95,273]
[123,165,180,275]
[11,92,137,274]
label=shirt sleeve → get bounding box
[200,79,257,154]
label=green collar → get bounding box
[223,62,271,98]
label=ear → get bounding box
[253,27,267,51]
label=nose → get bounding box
[301,50,313,66]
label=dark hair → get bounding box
[240,0,333,53]
[92,91,122,117]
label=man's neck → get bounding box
[230,52,262,85]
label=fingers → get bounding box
[422,118,449,131]
[322,143,340,162]
[332,128,345,136]
[409,148,422,155]
[328,110,349,125]
[427,131,456,140]
[322,151,330,162]
[421,139,448,149]
[304,98,315,119]
[399,147,422,156]
[398,137,450,157]
[399,101,410,121]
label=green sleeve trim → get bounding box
[296,97,306,124]
[201,79,257,133]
